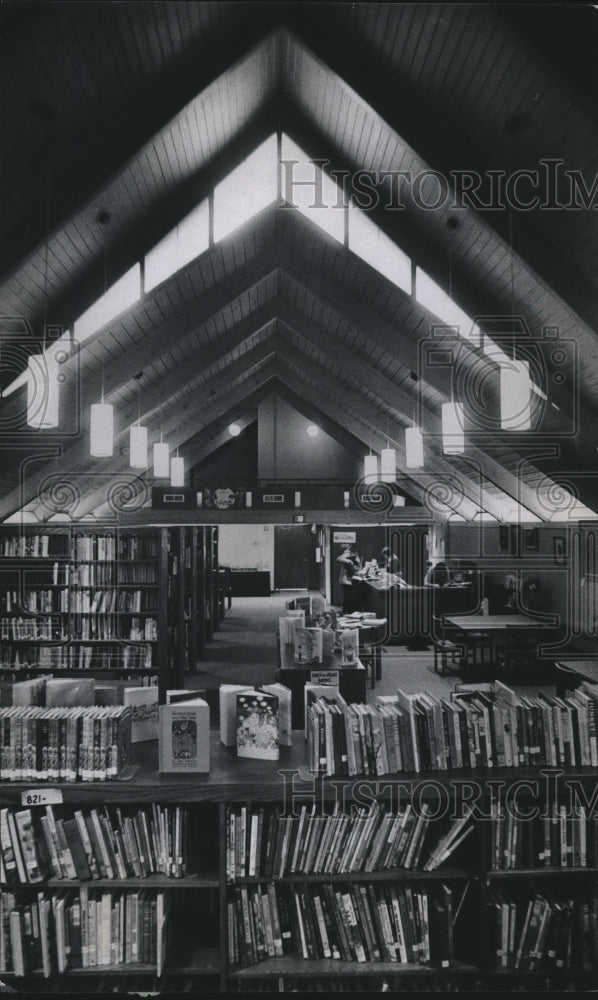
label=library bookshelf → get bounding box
[0,524,221,704]
[3,733,598,993]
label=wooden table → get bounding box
[445,614,541,630]
[554,658,598,697]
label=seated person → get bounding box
[424,561,451,587]
[380,547,400,573]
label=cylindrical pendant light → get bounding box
[405,427,424,468]
[380,447,396,483]
[90,402,114,457]
[27,353,59,429]
[363,453,379,484]
[153,441,170,478]
[170,455,185,487]
[500,358,531,431]
[442,402,465,454]
[129,425,148,468]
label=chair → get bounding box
[432,615,465,677]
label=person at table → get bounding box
[337,543,361,613]
[380,546,400,573]
[424,561,451,587]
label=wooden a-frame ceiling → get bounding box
[0,3,597,522]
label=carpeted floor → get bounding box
[189,593,555,719]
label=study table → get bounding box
[360,581,479,646]
[444,613,552,672]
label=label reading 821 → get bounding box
[20,788,63,807]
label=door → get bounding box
[274,525,311,590]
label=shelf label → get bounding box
[310,670,339,686]
[20,788,63,807]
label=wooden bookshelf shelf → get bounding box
[230,868,471,884]
[42,871,220,889]
[228,957,478,978]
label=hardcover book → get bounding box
[219,684,253,746]
[260,683,292,747]
[340,630,359,666]
[123,687,159,743]
[45,678,95,707]
[294,627,323,665]
[158,699,210,773]
[236,691,279,760]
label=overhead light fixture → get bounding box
[405,427,424,468]
[500,358,531,431]
[90,402,114,457]
[363,453,379,484]
[294,491,301,507]
[380,447,396,483]
[393,495,406,507]
[307,424,319,438]
[170,455,185,487]
[228,423,241,437]
[27,352,59,428]
[442,402,465,454]
[246,491,253,508]
[129,425,148,468]
[153,441,170,477]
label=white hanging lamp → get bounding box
[380,446,396,483]
[153,437,170,478]
[405,426,424,468]
[90,366,113,458]
[170,452,185,487]
[363,452,379,484]
[129,381,148,468]
[442,401,465,455]
[130,424,148,468]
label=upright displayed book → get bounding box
[158,698,210,773]
[236,690,279,760]
[260,683,292,747]
[340,630,359,665]
[45,678,95,707]
[123,686,159,743]
[220,684,253,746]
[294,627,323,665]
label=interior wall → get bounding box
[218,524,275,589]
[258,395,361,481]
[445,523,591,631]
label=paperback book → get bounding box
[123,686,159,743]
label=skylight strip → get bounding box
[73,264,141,344]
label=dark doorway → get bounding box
[274,525,311,590]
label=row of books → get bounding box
[490,807,598,870]
[488,887,598,971]
[306,681,598,777]
[70,615,158,641]
[70,564,116,587]
[0,617,65,640]
[0,643,155,671]
[71,535,117,562]
[0,589,69,613]
[0,534,68,558]
[71,589,159,613]
[0,705,131,782]
[0,887,170,975]
[225,802,474,880]
[115,535,159,560]
[1,803,192,884]
[228,881,455,967]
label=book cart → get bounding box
[4,731,598,993]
